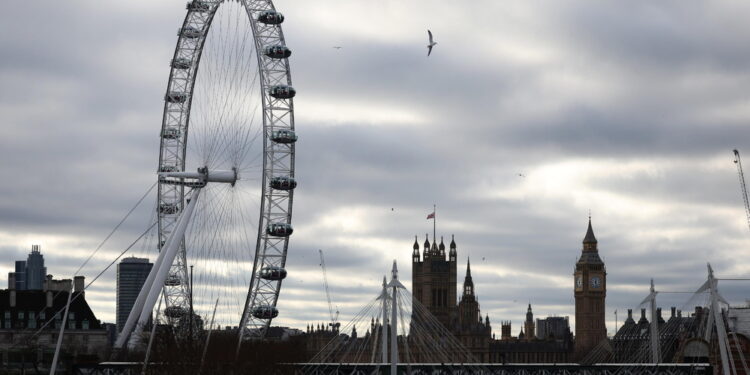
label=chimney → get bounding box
[74,276,85,294]
[9,290,16,308]
[627,309,632,320]
[677,309,682,318]
[671,307,676,318]
[8,272,15,290]
[46,290,53,308]
[44,274,53,292]
[657,308,664,323]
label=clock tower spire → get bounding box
[574,217,607,361]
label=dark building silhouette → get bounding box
[116,257,153,332]
[412,235,456,328]
[536,316,572,341]
[411,234,572,363]
[574,218,607,360]
[524,304,535,341]
[0,276,108,368]
[7,245,47,291]
[454,258,492,361]
[303,223,606,363]
[13,261,26,290]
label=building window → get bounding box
[39,311,46,320]
[18,311,24,320]
[82,319,89,330]
[68,320,75,330]
[28,318,36,329]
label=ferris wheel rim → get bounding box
[155,0,295,339]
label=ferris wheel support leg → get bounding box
[114,216,177,349]
[129,188,203,349]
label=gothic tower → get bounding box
[455,257,492,361]
[412,234,457,329]
[457,258,479,326]
[524,304,535,341]
[574,218,607,360]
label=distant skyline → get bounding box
[1,0,750,335]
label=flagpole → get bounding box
[614,310,618,336]
[433,204,436,244]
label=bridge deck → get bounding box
[295,363,712,375]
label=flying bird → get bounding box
[518,173,526,178]
[427,30,437,56]
[333,46,342,49]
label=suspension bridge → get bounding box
[287,260,750,375]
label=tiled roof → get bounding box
[0,289,102,330]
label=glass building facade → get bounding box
[116,257,153,332]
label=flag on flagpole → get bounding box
[427,212,435,219]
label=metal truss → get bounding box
[156,0,294,338]
[237,0,295,341]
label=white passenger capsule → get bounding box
[162,127,181,140]
[186,1,210,12]
[180,26,203,39]
[258,10,284,25]
[171,58,192,70]
[269,85,296,99]
[165,92,187,103]
[260,266,287,281]
[263,45,292,59]
[165,274,181,286]
[252,305,279,319]
[266,223,293,237]
[270,176,297,190]
[271,129,298,144]
[159,203,180,215]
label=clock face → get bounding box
[576,276,583,288]
[590,276,602,288]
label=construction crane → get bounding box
[318,249,340,331]
[733,149,750,232]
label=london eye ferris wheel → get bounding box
[153,0,296,342]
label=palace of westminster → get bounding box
[305,219,609,363]
[303,218,750,364]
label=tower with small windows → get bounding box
[573,218,607,360]
[524,304,535,341]
[411,234,457,329]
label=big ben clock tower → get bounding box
[574,218,607,361]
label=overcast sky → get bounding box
[1,0,750,336]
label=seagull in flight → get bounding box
[333,46,342,50]
[427,30,437,56]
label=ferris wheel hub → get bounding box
[159,166,238,186]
